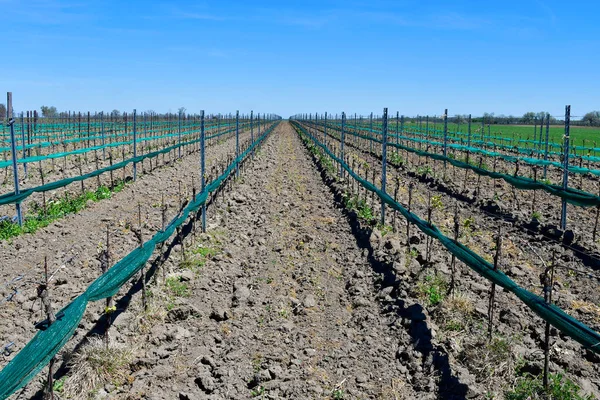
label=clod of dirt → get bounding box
[166,304,201,322]
[195,375,216,393]
[209,307,230,321]
[302,294,316,308]
[232,280,251,307]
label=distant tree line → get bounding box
[412,111,600,127]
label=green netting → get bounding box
[0,122,248,168]
[331,122,600,171]
[0,121,278,400]
[0,124,246,207]
[293,121,600,356]
[337,122,600,162]
[0,120,234,145]
[346,121,600,153]
[0,122,241,156]
[317,123,600,207]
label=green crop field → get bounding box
[407,122,600,148]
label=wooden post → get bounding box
[449,203,459,294]
[40,257,56,400]
[488,227,502,340]
[406,182,413,246]
[542,251,556,390]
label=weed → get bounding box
[506,372,594,400]
[52,376,66,393]
[252,354,263,372]
[463,217,475,231]
[431,195,444,210]
[0,181,128,241]
[444,320,464,332]
[377,223,393,237]
[417,165,433,176]
[332,388,344,399]
[192,245,218,258]
[407,248,419,260]
[250,386,266,397]
[345,197,375,222]
[416,274,447,306]
[531,211,542,221]
[165,277,190,297]
[389,152,404,165]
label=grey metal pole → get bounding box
[200,110,206,233]
[133,109,137,181]
[250,110,254,158]
[369,112,373,153]
[481,117,485,143]
[20,112,27,177]
[101,111,105,159]
[395,111,399,149]
[560,105,571,230]
[443,109,449,159]
[467,114,472,165]
[538,114,544,157]
[7,92,22,226]
[340,112,345,178]
[381,108,388,225]
[178,110,182,158]
[544,113,550,179]
[534,118,537,151]
[324,111,328,147]
[236,110,239,177]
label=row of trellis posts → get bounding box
[297,106,575,391]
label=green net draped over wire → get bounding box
[318,123,600,207]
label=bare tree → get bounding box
[0,103,5,119]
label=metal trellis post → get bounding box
[133,109,137,181]
[381,108,388,225]
[201,110,206,233]
[443,108,448,161]
[544,113,550,179]
[560,106,570,230]
[340,112,345,179]
[236,110,239,177]
[7,92,22,226]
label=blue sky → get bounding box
[1,0,598,118]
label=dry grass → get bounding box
[571,300,600,324]
[438,291,475,335]
[442,291,475,315]
[378,377,407,399]
[64,337,134,399]
[460,336,514,384]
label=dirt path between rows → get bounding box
[104,122,425,399]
